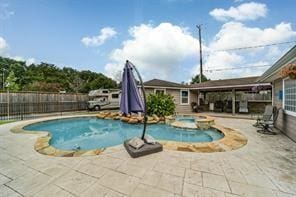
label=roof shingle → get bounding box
[143,76,269,91]
[144,79,186,88]
[189,76,260,89]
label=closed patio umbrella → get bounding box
[120,60,146,139]
[120,61,144,115]
[121,60,162,158]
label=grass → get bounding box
[0,120,15,125]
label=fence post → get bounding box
[59,92,62,116]
[7,90,9,120]
[20,103,22,120]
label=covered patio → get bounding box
[189,76,272,115]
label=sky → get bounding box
[0,0,296,83]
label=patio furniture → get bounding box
[239,100,248,113]
[256,106,278,135]
[191,102,198,112]
[214,101,223,112]
[224,100,232,113]
[121,60,163,158]
[253,105,274,127]
[209,103,214,111]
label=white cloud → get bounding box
[0,36,8,50]
[0,36,36,65]
[10,56,36,65]
[191,51,244,80]
[0,36,8,54]
[193,22,296,80]
[11,56,24,61]
[0,3,14,20]
[205,51,243,71]
[209,22,296,51]
[104,23,200,81]
[81,27,117,47]
[106,21,296,82]
[203,57,269,80]
[26,58,36,66]
[210,2,267,21]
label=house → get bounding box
[144,77,272,114]
[144,79,196,114]
[257,45,296,141]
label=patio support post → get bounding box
[232,88,236,115]
[197,90,200,106]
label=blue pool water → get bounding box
[24,117,224,151]
[175,116,195,123]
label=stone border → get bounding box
[10,115,247,157]
[160,124,247,153]
[169,115,215,130]
[10,115,105,157]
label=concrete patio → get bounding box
[0,117,295,197]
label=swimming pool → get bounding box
[175,116,195,123]
[24,117,224,151]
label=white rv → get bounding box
[87,89,120,111]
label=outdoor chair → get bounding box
[214,101,223,112]
[256,106,278,135]
[224,100,232,113]
[253,105,274,127]
[191,102,198,112]
[239,100,248,113]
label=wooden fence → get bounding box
[0,91,89,120]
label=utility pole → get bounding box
[196,25,203,83]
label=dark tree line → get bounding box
[0,56,117,93]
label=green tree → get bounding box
[0,56,118,92]
[5,70,20,91]
[191,74,210,84]
[147,93,175,117]
[26,81,61,92]
[10,62,26,87]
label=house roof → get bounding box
[189,76,270,91]
[257,45,296,82]
[144,76,271,91]
[144,79,187,88]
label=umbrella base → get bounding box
[124,139,163,158]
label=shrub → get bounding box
[146,93,175,117]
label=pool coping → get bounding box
[169,115,215,130]
[10,115,248,157]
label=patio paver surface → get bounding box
[0,116,296,197]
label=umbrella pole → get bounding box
[128,60,147,140]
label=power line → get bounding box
[207,40,296,53]
[204,64,271,72]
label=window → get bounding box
[180,90,189,105]
[283,78,296,116]
[111,94,119,99]
[154,89,166,95]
